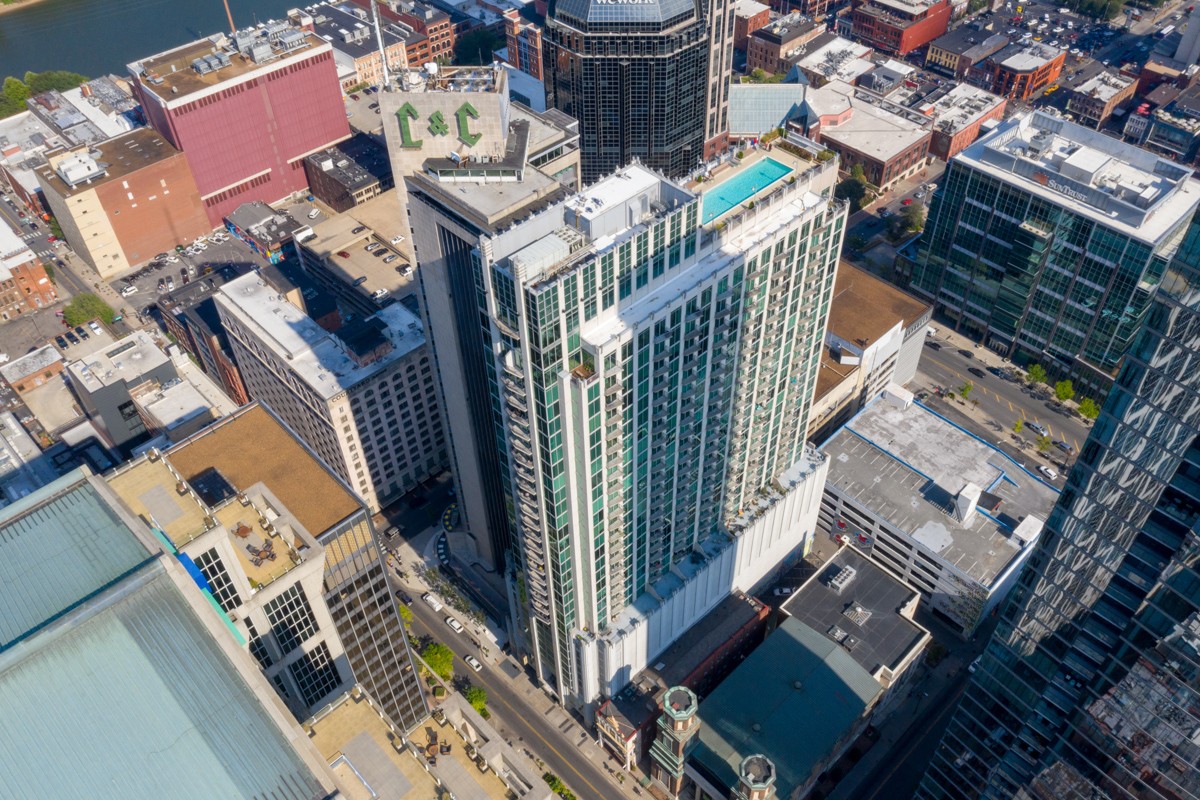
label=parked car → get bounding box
[54,335,69,349]
[352,226,367,234]
[1054,439,1075,453]
[365,242,381,252]
[395,590,413,604]
[307,208,320,220]
[88,321,102,335]
[422,593,443,612]
[1038,465,1058,480]
[65,331,79,345]
[902,198,914,206]
[337,250,350,258]
[772,587,793,597]
[74,326,89,340]
[445,616,465,634]
[384,254,398,264]
[464,655,483,672]
[353,276,368,286]
[120,284,139,296]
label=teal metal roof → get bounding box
[0,472,152,649]
[0,561,330,800]
[691,617,882,796]
[728,84,807,138]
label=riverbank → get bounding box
[0,0,49,17]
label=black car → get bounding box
[395,591,414,604]
[958,348,974,359]
[968,367,986,379]
[74,326,89,340]
[54,335,69,349]
[64,331,79,345]
[926,341,941,350]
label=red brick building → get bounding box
[734,0,772,50]
[919,83,1007,160]
[36,129,210,278]
[972,42,1065,101]
[0,226,57,321]
[747,12,825,74]
[504,8,544,79]
[129,29,349,227]
[850,0,951,56]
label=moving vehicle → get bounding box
[1055,439,1074,453]
[422,593,443,612]
[445,616,465,634]
[464,655,483,672]
[1028,421,1049,436]
[395,590,413,604]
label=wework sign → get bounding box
[395,101,484,150]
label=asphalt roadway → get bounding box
[402,588,635,800]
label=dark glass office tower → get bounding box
[542,0,708,182]
[918,211,1200,799]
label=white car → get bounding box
[307,208,321,220]
[1038,465,1058,481]
[464,655,483,672]
[166,256,179,264]
[445,616,465,634]
[194,242,208,251]
[120,285,139,297]
[390,235,405,245]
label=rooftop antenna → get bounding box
[222,0,236,34]
[370,0,391,88]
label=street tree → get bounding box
[1013,418,1024,435]
[465,684,489,717]
[1078,397,1100,421]
[421,642,454,681]
[397,603,413,630]
[959,381,973,401]
[1055,380,1075,403]
[1026,363,1048,385]
[1036,435,1053,454]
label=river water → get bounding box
[0,0,297,80]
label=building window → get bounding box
[245,618,274,668]
[264,583,320,654]
[193,548,241,612]
[289,642,341,707]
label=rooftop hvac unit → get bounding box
[829,565,857,593]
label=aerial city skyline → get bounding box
[0,0,1198,797]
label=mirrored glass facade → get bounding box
[918,210,1200,800]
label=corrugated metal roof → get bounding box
[0,561,329,800]
[0,473,152,649]
[691,617,881,796]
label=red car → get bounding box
[47,235,56,242]
[902,198,914,206]
[337,250,350,258]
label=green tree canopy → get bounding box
[1026,363,1048,385]
[1055,379,1075,403]
[454,28,505,65]
[959,381,973,400]
[23,70,87,95]
[901,202,926,232]
[421,642,454,681]
[1078,397,1100,420]
[63,293,115,326]
[835,177,867,213]
[1036,435,1052,454]
[465,684,488,715]
[1013,418,1024,434]
[397,603,413,628]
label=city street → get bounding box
[398,573,636,800]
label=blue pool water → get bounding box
[701,158,793,223]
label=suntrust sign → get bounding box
[395,101,483,150]
[1033,171,1089,203]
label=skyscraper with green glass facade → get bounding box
[408,157,845,707]
[907,111,1200,392]
[917,208,1200,799]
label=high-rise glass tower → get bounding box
[542,0,709,182]
[918,210,1200,799]
[409,157,844,707]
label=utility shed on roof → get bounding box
[689,616,881,799]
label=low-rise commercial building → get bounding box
[747,12,825,74]
[36,128,210,278]
[850,0,952,56]
[0,222,56,319]
[224,202,306,265]
[303,133,394,213]
[0,110,64,213]
[925,24,1008,78]
[918,82,1006,160]
[795,34,875,87]
[291,4,409,90]
[0,345,63,396]
[819,393,1059,635]
[1067,70,1136,129]
[801,80,932,189]
[216,272,446,511]
[809,263,930,442]
[1145,83,1200,166]
[971,41,1065,100]
[65,330,179,451]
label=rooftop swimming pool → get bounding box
[701,158,793,224]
